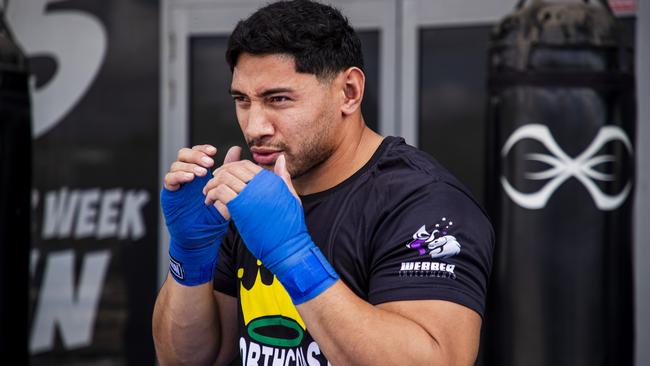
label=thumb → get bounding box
[223,146,242,164]
[274,154,300,202]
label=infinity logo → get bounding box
[501,124,633,211]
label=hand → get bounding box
[202,152,262,220]
[163,144,217,191]
[223,155,339,304]
[160,144,230,286]
[202,154,298,208]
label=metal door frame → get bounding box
[399,0,516,146]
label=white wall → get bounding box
[635,1,650,365]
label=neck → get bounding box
[293,117,383,196]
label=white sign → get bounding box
[6,0,107,138]
[501,124,633,211]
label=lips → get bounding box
[250,148,282,165]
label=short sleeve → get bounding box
[213,223,238,297]
[367,181,494,317]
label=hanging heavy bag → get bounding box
[484,0,635,365]
[0,2,31,362]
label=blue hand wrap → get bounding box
[161,174,229,286]
[227,169,339,304]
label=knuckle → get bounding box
[164,173,179,188]
[170,161,182,171]
[224,165,238,176]
[216,184,228,195]
[169,172,181,182]
[205,177,217,190]
[211,186,223,199]
[244,160,260,169]
[192,144,209,152]
[229,161,247,172]
[177,147,189,159]
[221,170,233,180]
[211,169,223,181]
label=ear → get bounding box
[339,67,365,116]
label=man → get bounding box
[152,1,494,365]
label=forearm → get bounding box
[296,281,445,366]
[153,273,221,365]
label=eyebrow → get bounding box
[229,87,295,97]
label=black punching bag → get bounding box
[0,2,31,362]
[484,0,634,365]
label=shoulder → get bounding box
[368,137,487,218]
[363,138,494,254]
[371,136,447,177]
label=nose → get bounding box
[244,102,274,141]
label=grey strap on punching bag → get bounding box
[484,0,634,365]
[0,0,31,362]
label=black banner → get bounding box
[6,0,159,364]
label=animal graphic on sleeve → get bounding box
[406,218,461,259]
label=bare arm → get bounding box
[152,274,238,365]
[153,145,242,365]
[296,281,482,366]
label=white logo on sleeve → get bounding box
[401,217,460,279]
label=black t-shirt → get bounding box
[213,136,494,366]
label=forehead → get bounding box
[231,53,321,92]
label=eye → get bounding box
[269,96,290,103]
[232,96,250,105]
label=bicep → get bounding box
[377,300,481,366]
[212,290,239,366]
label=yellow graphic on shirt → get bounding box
[239,260,306,347]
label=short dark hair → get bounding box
[226,0,364,80]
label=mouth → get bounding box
[250,148,282,165]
